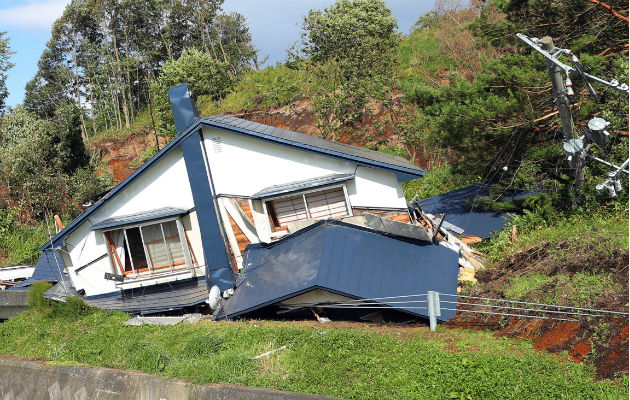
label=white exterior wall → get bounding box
[62,148,198,296]
[201,127,407,209]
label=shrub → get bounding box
[27,281,53,310]
[49,297,95,320]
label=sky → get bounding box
[1,0,433,107]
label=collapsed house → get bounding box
[9,84,463,322]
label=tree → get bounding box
[151,49,233,135]
[298,0,398,133]
[0,32,14,112]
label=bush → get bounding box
[151,49,234,136]
[49,297,95,320]
[27,281,53,310]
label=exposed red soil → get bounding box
[90,131,169,182]
[447,236,629,380]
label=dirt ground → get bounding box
[447,238,629,380]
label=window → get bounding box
[266,186,351,232]
[104,219,195,278]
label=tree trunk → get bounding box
[112,33,130,128]
[72,32,88,142]
[123,26,135,124]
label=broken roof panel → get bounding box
[11,248,68,289]
[250,173,354,199]
[363,213,432,243]
[219,220,459,321]
[85,277,208,314]
[418,184,530,239]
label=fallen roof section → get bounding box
[218,220,459,321]
[11,249,68,289]
[84,277,208,314]
[417,184,530,239]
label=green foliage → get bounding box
[151,49,233,136]
[0,31,14,112]
[0,207,49,264]
[477,203,629,264]
[181,333,224,358]
[201,64,306,114]
[0,106,106,220]
[297,0,398,132]
[403,164,479,200]
[27,282,53,310]
[49,297,96,320]
[0,314,626,399]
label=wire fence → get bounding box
[276,291,629,330]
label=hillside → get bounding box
[77,2,629,379]
[0,0,628,391]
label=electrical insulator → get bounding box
[587,117,611,146]
[565,76,574,96]
[606,183,617,198]
[613,180,622,192]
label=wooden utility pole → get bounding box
[540,37,574,141]
[540,36,584,191]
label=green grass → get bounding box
[0,303,626,399]
[504,272,621,306]
[477,208,629,265]
[200,64,309,115]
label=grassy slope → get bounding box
[0,304,627,400]
[469,206,629,308]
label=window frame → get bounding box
[262,183,353,235]
[103,216,195,279]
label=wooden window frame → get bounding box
[102,217,195,280]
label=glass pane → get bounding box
[125,227,148,272]
[162,221,186,267]
[141,224,172,274]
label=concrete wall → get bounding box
[0,290,28,320]
[0,356,337,400]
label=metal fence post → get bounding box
[428,290,437,331]
[433,291,441,319]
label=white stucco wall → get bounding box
[201,127,407,209]
[62,148,198,296]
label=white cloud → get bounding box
[0,0,70,31]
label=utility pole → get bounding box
[540,37,575,141]
[539,36,584,191]
[517,33,629,198]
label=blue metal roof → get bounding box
[84,277,208,314]
[11,248,68,288]
[220,220,459,321]
[89,207,189,231]
[417,184,530,239]
[250,173,354,199]
[43,114,424,251]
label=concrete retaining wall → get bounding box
[0,290,28,320]
[0,356,337,400]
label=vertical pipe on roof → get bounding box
[180,130,235,291]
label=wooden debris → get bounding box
[461,235,483,245]
[511,225,518,243]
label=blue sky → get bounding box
[1,0,433,107]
